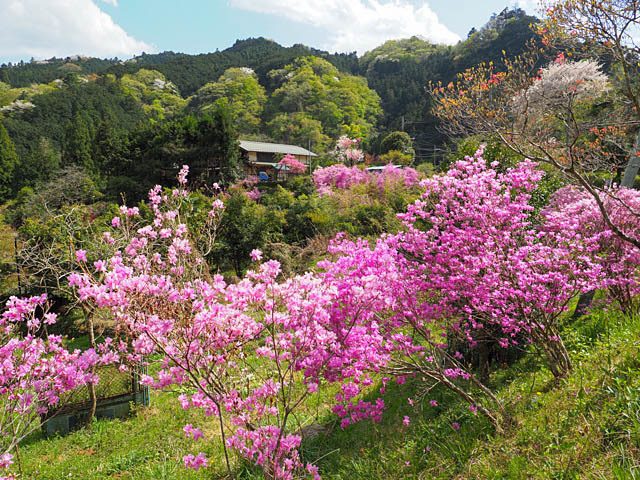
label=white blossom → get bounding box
[513,60,610,116]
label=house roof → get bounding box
[239,140,317,157]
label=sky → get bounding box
[0,0,540,65]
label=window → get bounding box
[257,152,275,162]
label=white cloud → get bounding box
[0,0,153,61]
[229,0,460,54]
[101,0,119,6]
[510,0,539,15]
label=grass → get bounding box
[6,308,640,479]
[0,212,18,293]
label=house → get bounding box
[239,140,317,181]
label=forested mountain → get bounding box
[0,56,121,88]
[0,7,537,203]
[359,7,538,154]
[102,38,360,96]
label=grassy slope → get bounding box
[9,309,640,480]
[0,212,18,293]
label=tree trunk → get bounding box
[438,373,507,433]
[85,308,98,428]
[540,335,572,379]
[572,290,595,319]
[476,337,491,382]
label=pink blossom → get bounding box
[0,453,13,469]
[246,187,262,201]
[177,165,189,185]
[0,296,99,463]
[183,424,204,441]
[278,154,307,174]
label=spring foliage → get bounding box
[3,148,640,478]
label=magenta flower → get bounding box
[183,424,203,441]
[0,452,14,469]
[277,154,307,174]
[183,452,208,471]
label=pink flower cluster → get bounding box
[313,164,370,192]
[324,149,603,379]
[1,295,101,466]
[317,147,613,425]
[232,175,262,201]
[313,163,420,195]
[278,154,307,174]
[542,185,640,313]
[335,136,364,166]
[66,174,390,479]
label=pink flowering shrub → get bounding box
[313,164,420,195]
[278,154,307,174]
[389,148,602,379]
[69,166,387,480]
[246,187,262,201]
[232,175,262,201]
[335,136,364,166]
[319,147,604,429]
[374,164,420,191]
[315,136,420,199]
[542,185,640,313]
[1,295,101,468]
[313,164,371,193]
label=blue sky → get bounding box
[0,0,538,64]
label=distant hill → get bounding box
[357,7,539,154]
[102,38,359,96]
[0,6,541,201]
[360,36,441,71]
[0,39,358,97]
[0,57,120,88]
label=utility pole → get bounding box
[14,235,21,296]
[621,130,640,187]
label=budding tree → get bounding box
[541,0,640,186]
[431,42,640,250]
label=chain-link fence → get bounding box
[42,365,149,436]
